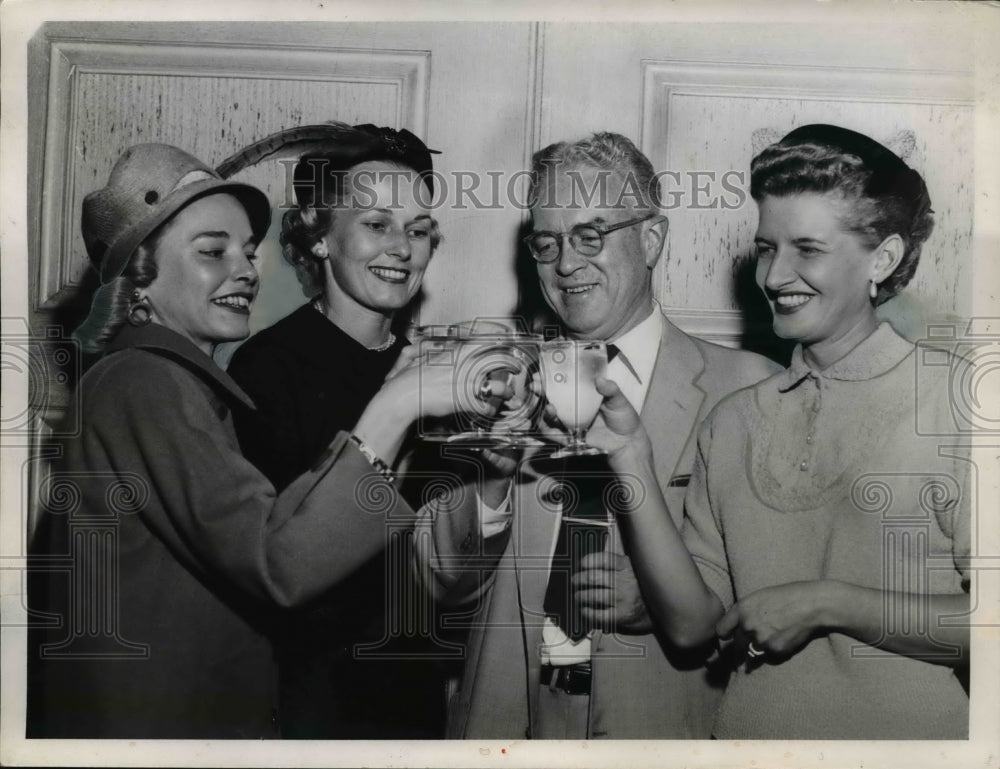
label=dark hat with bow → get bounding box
[216,121,441,204]
[776,124,924,202]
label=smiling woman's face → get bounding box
[320,160,435,316]
[143,193,260,355]
[754,192,883,362]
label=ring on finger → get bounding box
[747,641,765,658]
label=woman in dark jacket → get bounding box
[227,125,441,491]
[26,142,466,739]
[225,125,451,738]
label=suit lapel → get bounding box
[509,453,566,736]
[591,316,709,735]
[641,316,707,493]
[514,454,565,618]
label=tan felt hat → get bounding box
[82,143,272,283]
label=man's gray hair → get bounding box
[527,132,662,212]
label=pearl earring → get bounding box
[127,289,151,327]
[869,280,878,300]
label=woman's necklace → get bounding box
[312,296,396,352]
[367,333,397,352]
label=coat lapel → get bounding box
[641,316,707,494]
[455,451,559,738]
[513,452,570,736]
[107,323,257,411]
[514,453,565,620]
[593,315,706,653]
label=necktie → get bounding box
[542,452,615,640]
[541,342,620,640]
[607,342,643,385]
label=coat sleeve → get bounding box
[411,479,511,608]
[79,352,412,608]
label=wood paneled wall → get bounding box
[29,20,976,367]
[538,23,976,347]
[28,22,539,362]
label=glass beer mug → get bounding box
[413,318,545,448]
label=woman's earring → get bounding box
[869,280,878,301]
[128,289,152,327]
[312,241,330,260]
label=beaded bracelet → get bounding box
[349,434,395,483]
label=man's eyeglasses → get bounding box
[523,213,662,263]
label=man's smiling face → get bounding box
[532,165,663,341]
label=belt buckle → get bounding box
[542,663,591,696]
[562,663,591,695]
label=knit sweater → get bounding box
[682,323,970,739]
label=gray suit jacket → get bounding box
[422,314,779,739]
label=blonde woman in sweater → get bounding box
[581,124,970,739]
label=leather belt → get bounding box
[539,662,592,695]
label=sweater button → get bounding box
[799,460,809,471]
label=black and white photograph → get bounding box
[2,1,998,767]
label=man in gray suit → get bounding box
[416,132,779,739]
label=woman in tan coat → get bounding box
[26,143,469,738]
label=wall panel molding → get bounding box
[665,308,761,349]
[639,58,975,347]
[642,60,972,133]
[35,36,429,310]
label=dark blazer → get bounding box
[27,323,411,739]
[420,314,780,739]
